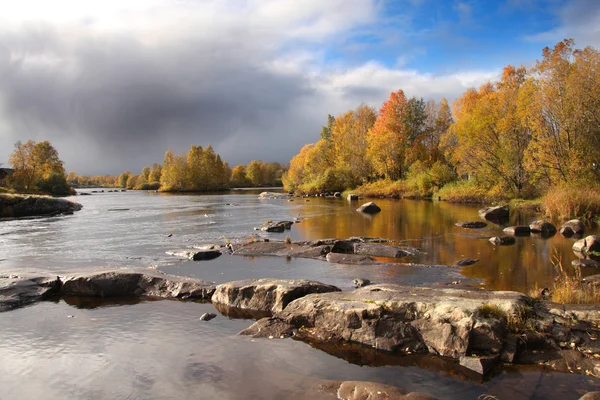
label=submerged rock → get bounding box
[503,226,531,236]
[356,202,381,214]
[352,243,411,258]
[529,220,557,235]
[478,206,509,221]
[256,220,294,232]
[561,219,585,237]
[326,253,377,265]
[455,258,479,266]
[258,192,288,199]
[489,236,516,246]
[166,249,222,261]
[455,221,487,229]
[211,278,341,315]
[315,380,438,400]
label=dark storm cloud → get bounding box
[0,23,316,174]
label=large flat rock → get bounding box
[242,284,527,358]
[0,272,61,312]
[0,194,82,218]
[211,278,341,315]
[232,241,331,259]
[59,269,216,300]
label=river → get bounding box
[1,189,599,399]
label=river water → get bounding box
[1,190,599,399]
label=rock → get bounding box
[529,220,557,235]
[326,253,377,265]
[192,250,222,261]
[256,220,294,232]
[356,202,381,214]
[239,316,297,338]
[455,221,487,229]
[333,192,341,198]
[583,274,600,286]
[459,355,499,375]
[347,194,359,201]
[0,194,82,219]
[352,243,411,258]
[79,192,92,196]
[0,273,61,312]
[455,258,479,266]
[348,236,393,243]
[478,206,509,221]
[500,334,518,363]
[319,380,438,400]
[258,192,288,199]
[166,249,222,261]
[232,241,331,259]
[331,240,356,254]
[561,219,585,237]
[573,235,600,255]
[352,278,371,288]
[489,236,516,246]
[503,226,531,236]
[59,269,216,300]
[211,278,341,315]
[580,392,600,400]
[199,312,217,321]
[572,259,600,268]
[242,284,527,358]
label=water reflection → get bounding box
[0,300,597,400]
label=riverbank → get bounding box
[0,193,82,218]
[3,266,600,385]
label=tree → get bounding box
[247,160,266,187]
[8,140,71,194]
[449,65,531,194]
[520,39,600,186]
[320,114,336,140]
[331,104,377,185]
[367,89,409,180]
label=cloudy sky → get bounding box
[0,0,599,175]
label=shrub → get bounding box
[350,179,405,198]
[549,253,600,304]
[134,182,161,191]
[434,180,491,203]
[542,184,600,223]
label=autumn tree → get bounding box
[448,66,531,194]
[367,89,409,180]
[331,104,377,185]
[9,140,72,194]
[520,39,600,186]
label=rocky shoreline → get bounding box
[0,193,82,218]
[3,266,600,388]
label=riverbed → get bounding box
[1,189,599,399]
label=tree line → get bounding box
[66,147,287,191]
[283,39,600,199]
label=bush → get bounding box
[36,173,75,196]
[134,181,161,191]
[543,184,600,223]
[350,179,405,198]
[434,180,492,203]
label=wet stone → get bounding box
[455,258,479,266]
[455,221,487,229]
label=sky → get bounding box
[0,0,599,175]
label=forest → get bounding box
[282,39,600,220]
